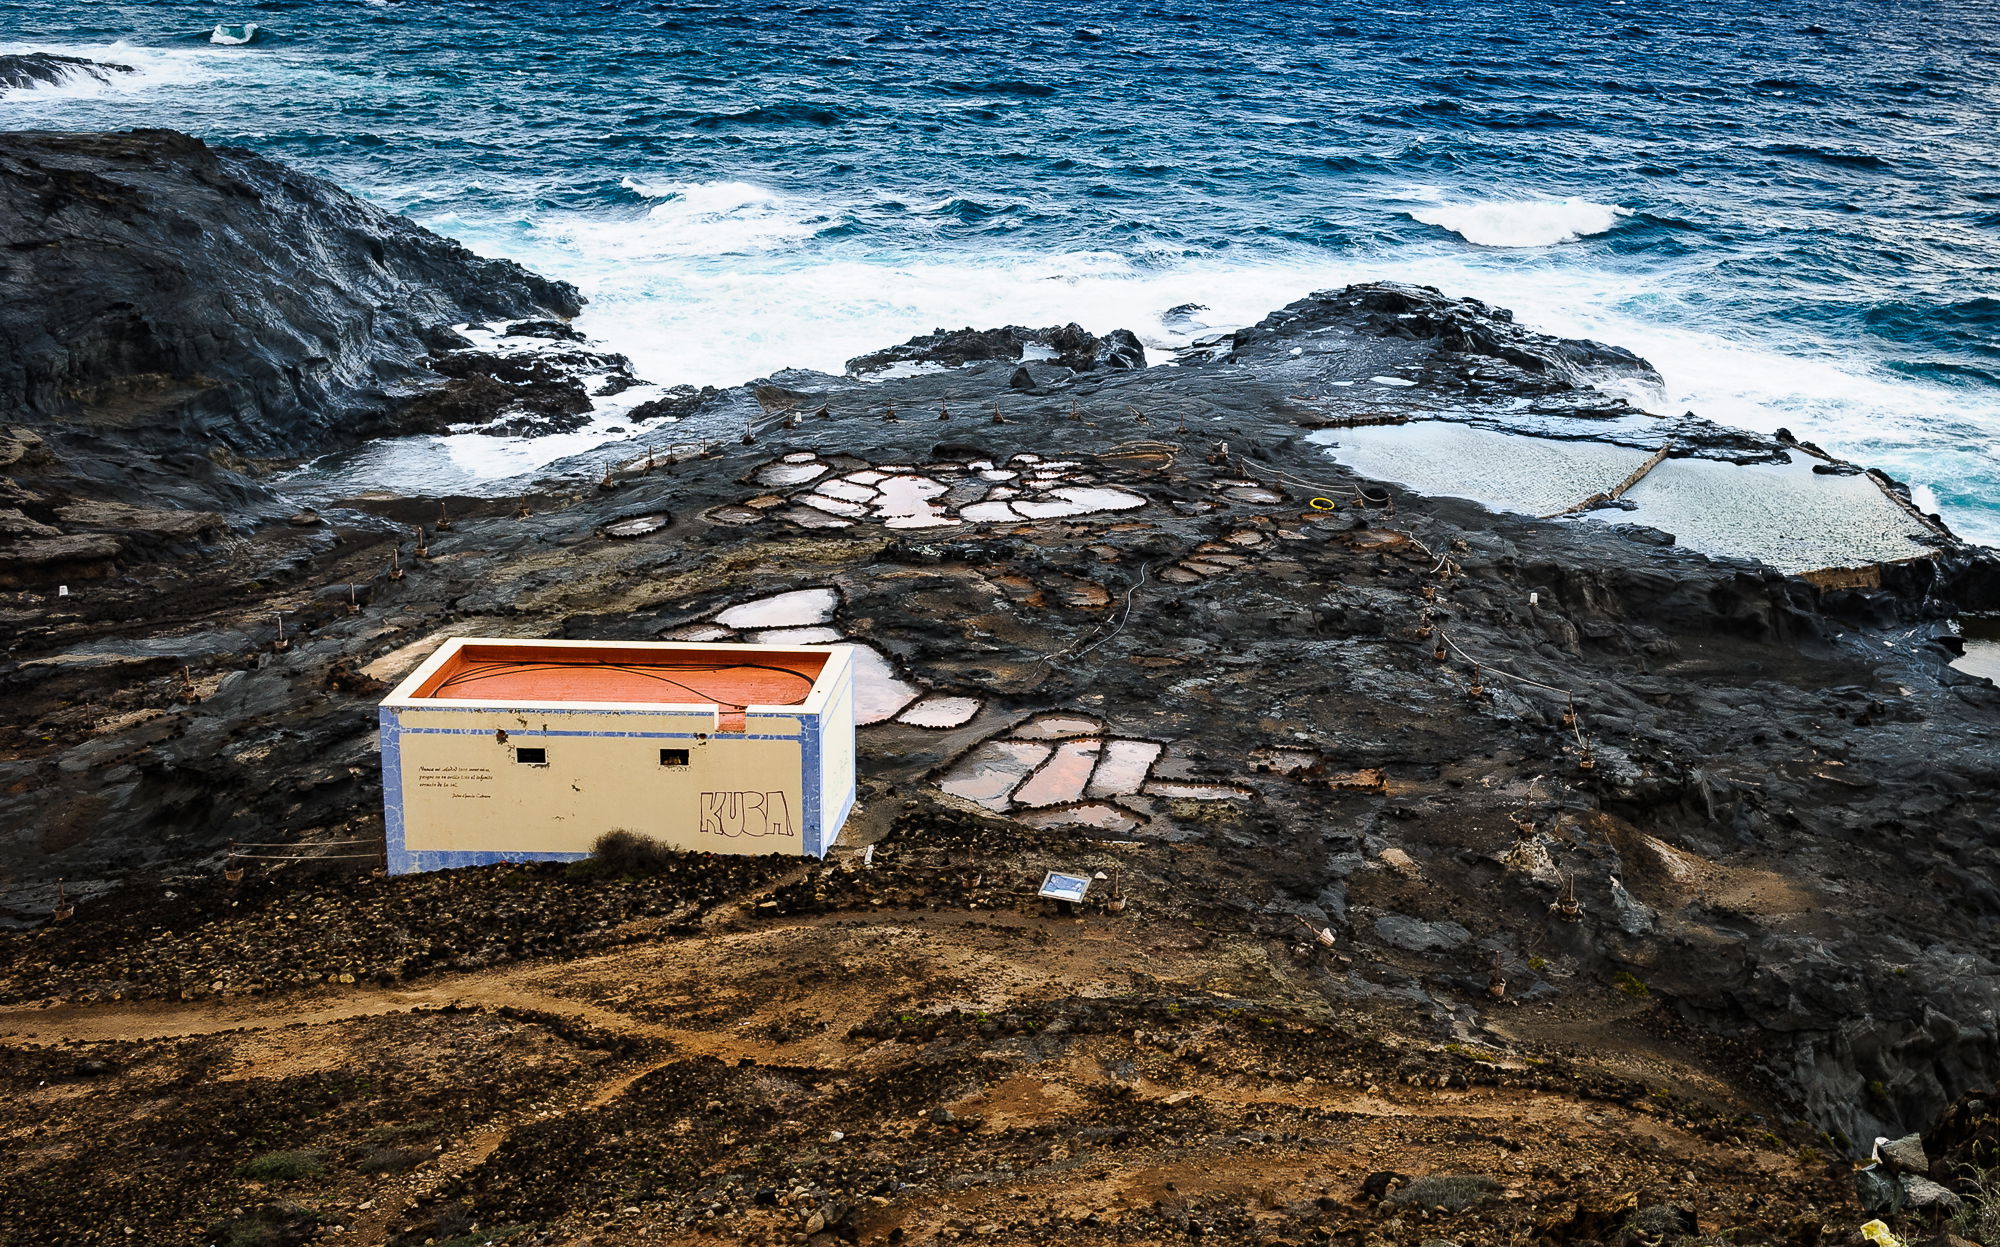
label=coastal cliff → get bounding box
[0,130,1996,1247]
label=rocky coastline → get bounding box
[1,127,1997,1247]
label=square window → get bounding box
[515,747,548,766]
[659,748,689,767]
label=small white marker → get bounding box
[57,585,68,597]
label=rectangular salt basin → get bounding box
[1313,423,1936,574]
[1619,457,1934,574]
[1308,423,1649,518]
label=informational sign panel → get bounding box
[1038,871,1092,903]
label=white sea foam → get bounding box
[0,41,226,101]
[1407,196,1631,248]
[544,178,827,258]
[418,201,2000,545]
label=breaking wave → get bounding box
[1407,196,1632,248]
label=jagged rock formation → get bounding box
[0,128,583,457]
[0,129,620,586]
[846,321,1147,376]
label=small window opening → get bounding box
[515,747,548,766]
[659,748,690,767]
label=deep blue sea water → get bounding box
[4,0,1999,542]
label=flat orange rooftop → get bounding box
[409,642,829,708]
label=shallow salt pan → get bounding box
[713,587,839,628]
[748,626,843,645]
[873,474,958,528]
[798,493,867,517]
[848,642,922,724]
[939,740,1052,808]
[1011,486,1146,519]
[754,461,828,487]
[815,478,878,503]
[897,695,984,728]
[1309,423,1649,519]
[1087,740,1163,797]
[1013,739,1103,807]
[661,623,734,642]
[1619,456,1936,574]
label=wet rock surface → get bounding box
[0,53,132,96]
[1,136,1998,1247]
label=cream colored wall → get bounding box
[394,706,806,855]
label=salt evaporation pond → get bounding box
[1618,456,1936,574]
[1312,422,1938,574]
[1307,423,1645,518]
[712,588,838,629]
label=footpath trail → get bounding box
[0,903,1834,1247]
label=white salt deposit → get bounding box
[798,494,868,517]
[1012,714,1104,740]
[713,587,839,629]
[960,501,1020,522]
[1145,781,1253,801]
[660,623,735,641]
[748,626,843,645]
[849,642,922,724]
[1087,740,1163,797]
[815,478,878,503]
[753,461,828,486]
[896,695,984,729]
[1017,803,1144,833]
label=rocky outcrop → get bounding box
[0,130,612,589]
[1231,282,1663,391]
[0,54,132,97]
[845,321,1147,377]
[0,129,583,457]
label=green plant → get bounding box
[237,1150,327,1181]
[1526,956,1547,972]
[1948,1164,2000,1243]
[356,1145,429,1174]
[1611,971,1649,998]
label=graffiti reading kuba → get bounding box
[700,790,796,839]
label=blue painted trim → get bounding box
[398,847,592,872]
[379,708,412,874]
[802,716,823,857]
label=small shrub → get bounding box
[1612,971,1650,998]
[237,1150,327,1181]
[356,1145,429,1174]
[568,828,675,880]
[365,1120,436,1143]
[1526,956,1548,972]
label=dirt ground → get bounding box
[0,824,1860,1247]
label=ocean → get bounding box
[4,0,1998,543]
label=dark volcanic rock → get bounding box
[846,321,1146,376]
[0,128,582,457]
[1232,282,1662,389]
[0,54,133,97]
